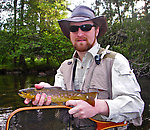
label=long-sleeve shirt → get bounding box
[54,43,144,124]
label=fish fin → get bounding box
[56,102,64,105]
[85,92,97,107]
[18,93,25,99]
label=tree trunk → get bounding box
[19,55,26,67]
[46,56,49,64]
[20,0,24,26]
[14,0,17,35]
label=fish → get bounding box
[18,87,97,106]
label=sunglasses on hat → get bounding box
[69,24,96,32]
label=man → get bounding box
[25,5,144,129]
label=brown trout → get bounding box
[18,87,97,106]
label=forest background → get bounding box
[0,0,149,78]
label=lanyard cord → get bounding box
[72,59,77,83]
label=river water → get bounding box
[0,74,149,130]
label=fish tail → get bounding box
[85,92,97,107]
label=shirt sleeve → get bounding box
[54,68,66,90]
[103,53,144,123]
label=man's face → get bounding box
[69,21,99,52]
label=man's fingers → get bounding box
[66,100,78,107]
[35,82,52,90]
[39,82,51,88]
[66,100,82,115]
[24,98,31,104]
[32,93,51,106]
[32,94,41,105]
[68,106,80,115]
[24,82,52,106]
[72,111,84,118]
[44,96,51,105]
[35,84,43,89]
[38,93,47,106]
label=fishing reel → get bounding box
[95,54,102,65]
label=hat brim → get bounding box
[58,16,107,39]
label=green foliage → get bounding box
[95,0,150,77]
[98,14,150,77]
[0,30,14,64]
[0,0,149,77]
[41,30,73,64]
[0,0,73,69]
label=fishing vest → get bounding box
[59,47,116,100]
[59,48,142,128]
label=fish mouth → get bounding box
[18,90,27,98]
[18,90,23,95]
[18,92,24,96]
[18,90,25,94]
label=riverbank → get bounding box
[0,67,149,79]
[0,65,58,77]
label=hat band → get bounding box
[69,16,91,22]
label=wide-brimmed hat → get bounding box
[58,5,108,39]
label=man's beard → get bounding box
[73,36,96,52]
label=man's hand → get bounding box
[24,82,52,106]
[66,99,109,119]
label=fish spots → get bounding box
[18,87,97,106]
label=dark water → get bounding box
[0,74,149,130]
[8,108,74,130]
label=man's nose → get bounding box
[77,28,84,36]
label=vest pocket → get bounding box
[88,85,109,99]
